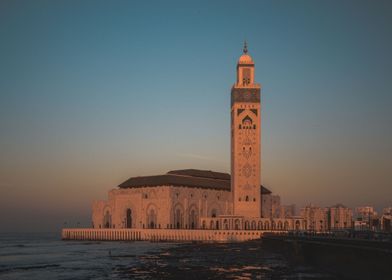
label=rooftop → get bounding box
[118,169,271,194]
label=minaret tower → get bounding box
[231,42,261,218]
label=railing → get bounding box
[61,228,286,242]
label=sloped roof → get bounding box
[118,169,272,194]
[167,169,231,180]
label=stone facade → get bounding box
[92,182,232,230]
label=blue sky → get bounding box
[0,0,391,231]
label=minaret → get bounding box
[231,42,261,218]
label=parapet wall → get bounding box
[61,228,285,242]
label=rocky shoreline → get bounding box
[114,240,339,279]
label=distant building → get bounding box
[355,206,378,220]
[354,220,368,231]
[327,204,353,230]
[261,192,296,219]
[380,207,392,232]
[300,205,328,232]
[261,194,280,218]
[281,204,297,218]
[354,206,378,230]
[300,204,353,232]
[382,207,392,215]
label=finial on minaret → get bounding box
[243,40,248,54]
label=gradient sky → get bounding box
[0,0,391,232]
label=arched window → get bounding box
[245,196,249,202]
[242,115,253,127]
[258,221,263,230]
[243,68,250,85]
[211,209,217,218]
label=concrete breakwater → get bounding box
[262,235,392,280]
[61,228,287,242]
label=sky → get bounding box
[0,0,391,232]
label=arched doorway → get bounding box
[251,221,256,230]
[223,219,229,230]
[234,219,240,230]
[189,209,197,229]
[126,208,132,228]
[104,210,111,228]
[245,221,250,230]
[148,208,157,229]
[175,208,182,229]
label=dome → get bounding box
[238,53,254,64]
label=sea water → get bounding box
[0,232,175,280]
[0,232,337,279]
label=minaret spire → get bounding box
[231,42,261,218]
[243,40,248,54]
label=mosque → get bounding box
[90,43,302,234]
